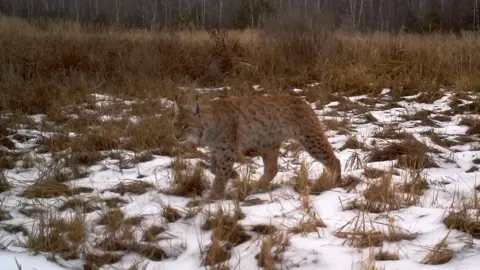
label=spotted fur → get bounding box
[171,95,341,200]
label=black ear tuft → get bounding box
[193,103,200,115]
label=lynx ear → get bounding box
[192,103,200,115]
[173,95,180,115]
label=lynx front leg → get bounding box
[208,147,236,200]
[209,154,238,179]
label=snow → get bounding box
[0,89,480,270]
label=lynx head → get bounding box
[171,98,203,145]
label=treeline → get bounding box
[0,0,479,33]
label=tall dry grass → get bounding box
[1,16,480,116]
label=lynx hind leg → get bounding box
[208,148,236,200]
[299,128,341,183]
[257,146,280,189]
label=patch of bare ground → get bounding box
[22,179,93,198]
[372,125,410,140]
[255,231,290,269]
[27,213,86,260]
[107,180,154,196]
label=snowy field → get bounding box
[0,86,479,270]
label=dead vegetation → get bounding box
[335,213,418,249]
[367,135,439,170]
[420,232,454,265]
[27,213,86,260]
[107,180,154,196]
[22,179,93,198]
[374,250,400,261]
[168,164,209,197]
[255,231,290,269]
[347,170,419,213]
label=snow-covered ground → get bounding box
[0,87,479,270]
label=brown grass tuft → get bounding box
[421,232,454,265]
[84,253,123,270]
[58,198,99,213]
[250,224,277,235]
[27,213,85,260]
[203,238,231,267]
[202,208,251,247]
[108,180,154,196]
[142,225,166,242]
[169,164,209,197]
[22,179,92,198]
[98,209,125,232]
[288,216,327,236]
[0,171,11,193]
[163,205,182,222]
[348,170,418,213]
[0,209,12,221]
[374,250,400,261]
[339,136,365,151]
[367,135,438,168]
[443,211,480,238]
[255,232,290,269]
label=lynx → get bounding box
[171,95,341,200]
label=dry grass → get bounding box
[293,162,340,195]
[22,179,93,198]
[421,231,454,265]
[169,164,209,197]
[58,198,99,213]
[367,135,438,170]
[288,216,327,236]
[0,171,11,193]
[443,210,480,238]
[339,136,365,151]
[348,170,418,213]
[335,214,417,249]
[98,209,125,232]
[108,180,154,196]
[255,231,290,269]
[162,205,182,222]
[374,250,400,261]
[27,213,86,260]
[202,208,251,247]
[142,225,165,242]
